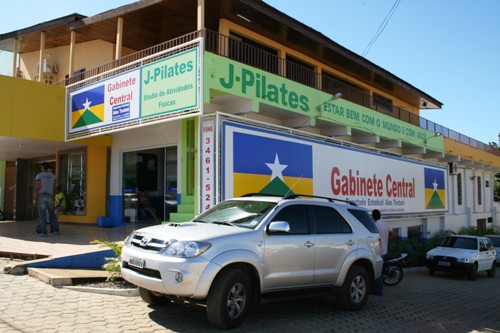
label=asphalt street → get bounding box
[1,260,499,333]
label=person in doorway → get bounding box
[54,186,67,221]
[138,188,160,223]
[33,162,60,236]
[372,209,394,296]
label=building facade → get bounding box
[0,0,499,239]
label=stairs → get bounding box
[168,195,196,222]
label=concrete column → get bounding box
[38,31,46,82]
[12,39,18,77]
[115,17,123,60]
[69,30,76,77]
[197,0,205,30]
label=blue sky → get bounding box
[1,0,499,145]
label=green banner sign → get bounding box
[319,99,444,150]
[141,48,198,117]
[204,52,443,151]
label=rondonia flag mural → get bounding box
[222,121,447,215]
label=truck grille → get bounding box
[129,234,170,252]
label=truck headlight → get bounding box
[163,241,211,258]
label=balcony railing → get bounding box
[57,29,500,157]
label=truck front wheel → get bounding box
[206,268,251,329]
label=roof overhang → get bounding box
[0,0,442,109]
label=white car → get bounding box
[486,235,500,264]
[425,235,496,280]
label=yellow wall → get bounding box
[0,75,112,224]
[59,145,108,224]
[0,75,65,140]
[445,138,500,168]
[19,40,136,83]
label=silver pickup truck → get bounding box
[121,194,383,329]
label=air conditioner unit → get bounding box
[448,162,458,175]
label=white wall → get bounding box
[109,120,181,196]
[387,166,498,238]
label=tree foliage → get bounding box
[90,239,124,281]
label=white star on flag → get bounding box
[432,178,438,191]
[82,98,92,111]
[266,154,288,181]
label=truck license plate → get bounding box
[129,256,145,269]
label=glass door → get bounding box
[122,146,177,223]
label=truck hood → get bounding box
[132,222,251,241]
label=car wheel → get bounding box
[138,287,170,305]
[487,263,496,277]
[468,263,478,281]
[336,265,369,311]
[206,268,251,329]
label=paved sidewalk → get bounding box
[0,219,146,256]
[1,259,500,332]
[0,219,154,277]
[1,220,500,332]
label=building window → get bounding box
[407,225,422,241]
[373,93,393,113]
[58,148,86,215]
[477,176,482,205]
[457,173,463,206]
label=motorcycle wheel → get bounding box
[382,264,403,286]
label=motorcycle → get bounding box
[382,252,408,286]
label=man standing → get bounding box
[373,209,393,256]
[372,209,394,295]
[33,162,60,236]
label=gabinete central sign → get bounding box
[221,120,447,216]
[66,44,200,140]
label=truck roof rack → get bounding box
[240,193,357,206]
[240,193,284,198]
[284,194,358,206]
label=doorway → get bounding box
[122,146,177,223]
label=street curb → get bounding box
[62,285,139,297]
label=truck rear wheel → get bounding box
[336,265,370,311]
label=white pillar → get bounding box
[197,0,205,30]
[69,30,76,77]
[38,31,46,82]
[12,39,18,77]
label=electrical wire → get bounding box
[350,0,402,76]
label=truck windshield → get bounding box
[192,200,276,229]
